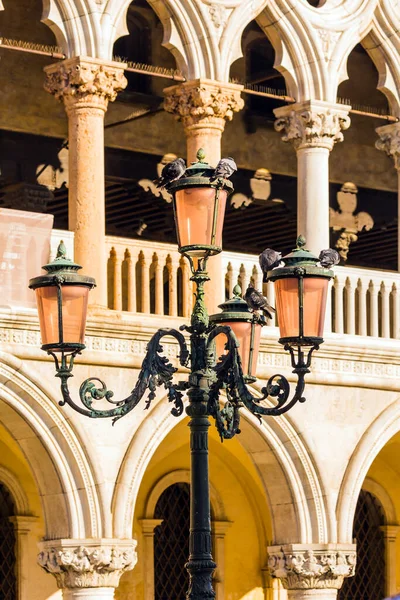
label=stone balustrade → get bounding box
[52,230,400,339]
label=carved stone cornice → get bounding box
[268,544,356,590]
[376,123,400,170]
[163,79,244,132]
[37,538,137,589]
[274,101,351,151]
[44,57,127,112]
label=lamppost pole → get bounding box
[29,151,336,599]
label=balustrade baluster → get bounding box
[113,247,123,311]
[265,280,276,326]
[154,254,164,315]
[168,257,179,316]
[181,257,191,317]
[357,278,367,336]
[392,284,399,339]
[381,282,391,338]
[333,276,344,334]
[239,264,248,293]
[345,278,355,335]
[141,251,150,314]
[369,280,379,338]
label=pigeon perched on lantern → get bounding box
[319,248,340,268]
[156,157,186,189]
[259,248,283,281]
[210,157,237,181]
[244,285,276,320]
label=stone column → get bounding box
[268,544,357,600]
[9,515,39,600]
[44,57,127,307]
[164,79,244,313]
[37,538,137,599]
[380,524,400,597]
[376,123,400,271]
[139,518,163,600]
[274,101,351,255]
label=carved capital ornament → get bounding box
[274,101,351,151]
[37,539,137,589]
[164,79,244,131]
[268,544,356,590]
[44,57,127,112]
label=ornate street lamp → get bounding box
[29,151,334,600]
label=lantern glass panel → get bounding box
[175,187,227,251]
[274,277,328,339]
[215,321,262,377]
[36,284,89,351]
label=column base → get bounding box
[63,588,114,600]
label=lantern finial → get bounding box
[296,234,306,249]
[233,284,242,297]
[196,148,206,163]
[56,240,67,259]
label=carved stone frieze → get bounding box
[38,539,137,589]
[164,79,244,130]
[44,57,127,111]
[268,545,356,590]
[274,102,351,151]
[376,123,400,170]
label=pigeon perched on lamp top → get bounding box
[319,248,340,268]
[156,157,186,189]
[259,248,283,281]
[210,157,237,181]
[244,285,276,320]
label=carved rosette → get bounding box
[164,79,244,131]
[268,545,356,590]
[274,102,351,151]
[376,123,400,170]
[37,539,137,589]
[44,57,127,112]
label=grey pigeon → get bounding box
[210,157,237,181]
[244,285,276,320]
[319,248,340,268]
[259,248,282,282]
[156,157,186,189]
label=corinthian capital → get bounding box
[268,544,356,590]
[44,57,127,112]
[274,101,351,151]
[376,122,400,170]
[164,79,244,131]
[38,539,137,589]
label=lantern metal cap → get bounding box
[266,235,333,281]
[168,148,234,194]
[29,241,96,290]
[210,285,264,324]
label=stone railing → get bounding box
[53,231,400,340]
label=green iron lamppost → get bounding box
[29,150,334,599]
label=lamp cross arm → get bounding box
[53,328,190,423]
[206,325,314,440]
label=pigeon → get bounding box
[156,157,186,189]
[319,248,340,268]
[244,285,276,320]
[259,248,282,281]
[210,157,237,181]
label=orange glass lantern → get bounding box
[168,149,234,258]
[29,242,96,354]
[266,236,333,347]
[210,286,264,381]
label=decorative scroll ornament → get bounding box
[209,4,229,28]
[274,105,351,151]
[44,57,127,109]
[330,182,374,262]
[376,123,400,170]
[38,541,137,588]
[268,546,356,590]
[164,80,244,129]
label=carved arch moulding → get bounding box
[256,0,379,102]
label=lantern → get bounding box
[266,236,333,347]
[168,149,234,257]
[210,285,264,381]
[29,242,95,354]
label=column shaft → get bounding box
[63,588,114,600]
[297,146,330,254]
[288,591,337,599]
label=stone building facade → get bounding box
[1,0,400,599]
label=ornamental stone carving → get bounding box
[164,79,244,131]
[268,544,356,590]
[376,123,400,170]
[274,101,351,151]
[44,57,127,111]
[38,539,137,589]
